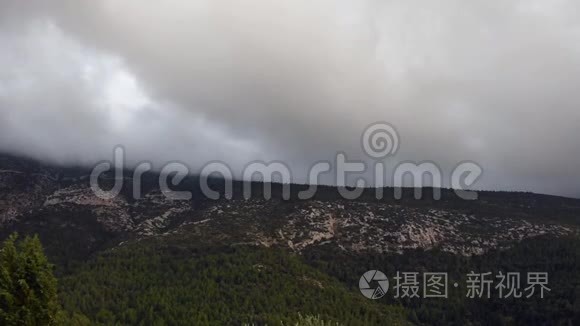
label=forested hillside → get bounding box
[1,154,579,325]
[53,236,580,325]
[57,241,408,325]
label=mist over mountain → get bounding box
[1,1,579,197]
[2,2,580,325]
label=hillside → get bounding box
[0,153,579,324]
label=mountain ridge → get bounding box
[1,153,578,264]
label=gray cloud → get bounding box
[0,0,579,197]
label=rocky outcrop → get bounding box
[0,154,577,258]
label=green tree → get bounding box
[0,234,62,325]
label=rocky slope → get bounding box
[0,153,578,260]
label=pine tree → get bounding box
[0,234,62,325]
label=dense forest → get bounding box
[2,232,579,325]
[57,243,408,325]
[304,236,580,325]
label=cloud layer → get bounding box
[0,0,579,196]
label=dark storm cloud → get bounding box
[0,0,579,197]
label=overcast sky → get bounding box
[0,0,579,197]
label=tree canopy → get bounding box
[0,234,62,325]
